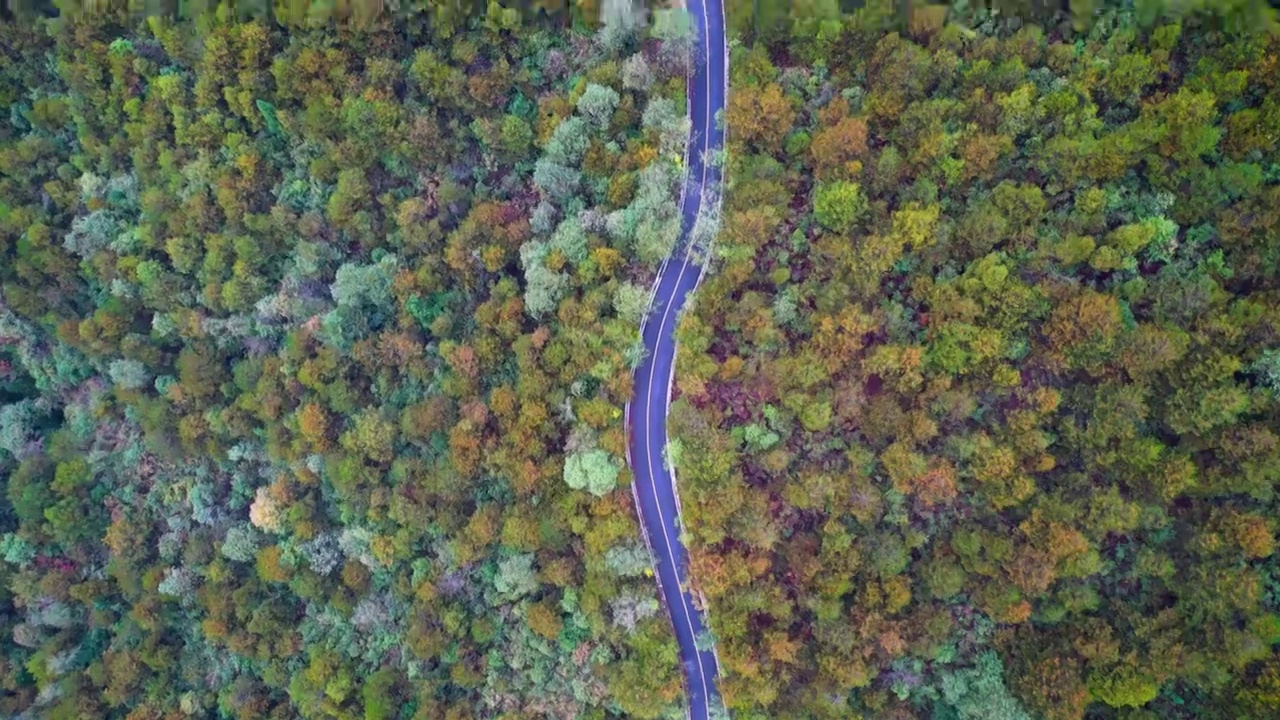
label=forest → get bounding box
[671,1,1280,719]
[0,2,696,717]
[4,0,1280,719]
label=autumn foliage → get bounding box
[673,4,1280,719]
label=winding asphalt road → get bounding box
[624,0,727,718]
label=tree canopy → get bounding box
[0,5,691,718]
[676,3,1280,718]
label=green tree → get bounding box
[564,449,620,497]
[577,83,620,131]
[813,181,868,234]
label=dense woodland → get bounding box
[672,2,1280,719]
[5,1,1280,719]
[0,3,697,717]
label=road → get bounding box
[624,0,727,717]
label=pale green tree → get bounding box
[564,449,620,496]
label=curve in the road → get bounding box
[624,0,727,718]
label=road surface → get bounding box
[625,0,727,717]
